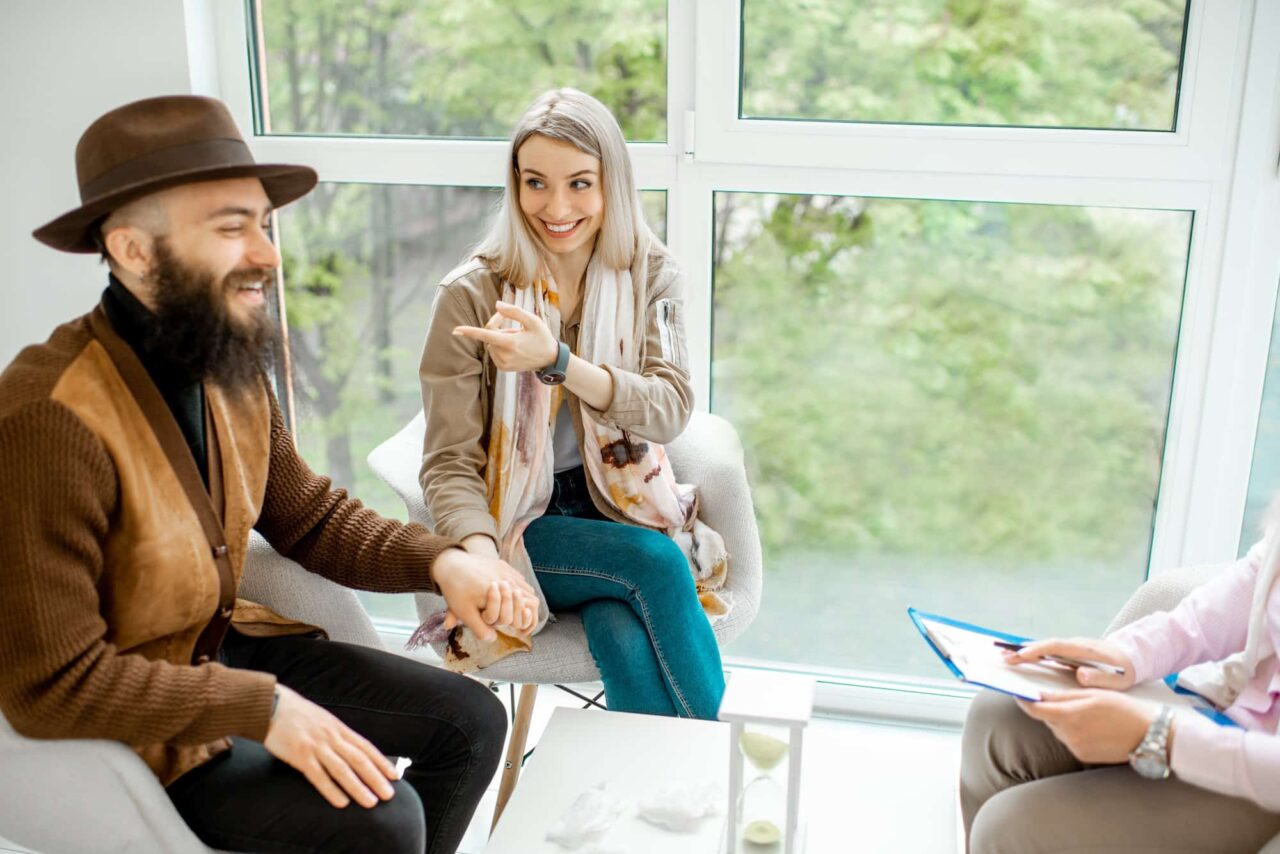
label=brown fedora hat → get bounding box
[33,95,317,253]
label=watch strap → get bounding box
[1147,704,1174,753]
[1129,704,1174,778]
[537,341,570,380]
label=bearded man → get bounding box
[0,95,539,854]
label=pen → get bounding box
[992,640,1126,677]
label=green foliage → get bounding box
[260,0,666,139]
[713,195,1189,566]
[278,182,499,504]
[742,0,1187,129]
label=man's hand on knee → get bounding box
[263,684,400,809]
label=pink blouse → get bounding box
[1110,540,1280,811]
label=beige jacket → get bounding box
[418,254,693,543]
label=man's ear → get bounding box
[102,225,156,280]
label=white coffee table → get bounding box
[484,707,730,853]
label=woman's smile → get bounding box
[540,218,585,238]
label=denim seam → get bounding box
[534,563,695,716]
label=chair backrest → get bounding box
[1104,563,1223,636]
[366,409,764,645]
[238,532,385,650]
[365,410,446,625]
[662,410,763,647]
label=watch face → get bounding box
[538,370,566,386]
[1131,750,1169,780]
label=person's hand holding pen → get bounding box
[1000,637,1137,690]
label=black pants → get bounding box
[165,630,507,854]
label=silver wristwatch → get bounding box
[1129,704,1174,780]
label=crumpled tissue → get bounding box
[636,781,721,832]
[545,783,628,851]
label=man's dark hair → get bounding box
[91,220,110,264]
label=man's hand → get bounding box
[263,685,399,809]
[452,301,558,373]
[1016,689,1164,764]
[1002,636,1137,690]
[432,547,539,639]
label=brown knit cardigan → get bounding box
[0,304,459,784]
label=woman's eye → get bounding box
[572,180,592,190]
[525,178,544,190]
[220,226,244,235]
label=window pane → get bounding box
[255,0,667,141]
[1239,281,1280,554]
[712,192,1191,676]
[277,184,666,622]
[741,0,1189,131]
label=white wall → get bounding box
[0,0,193,366]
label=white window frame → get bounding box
[190,0,1280,719]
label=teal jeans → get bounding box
[524,466,725,719]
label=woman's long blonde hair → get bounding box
[474,88,671,288]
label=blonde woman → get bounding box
[416,89,728,719]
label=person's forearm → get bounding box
[1170,711,1280,811]
[256,394,458,593]
[563,354,614,412]
[1109,552,1257,681]
[461,532,499,557]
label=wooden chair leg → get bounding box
[491,683,539,834]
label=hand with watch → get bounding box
[453,299,616,409]
[452,300,564,378]
[1016,689,1176,774]
[1129,704,1175,779]
[455,302,565,376]
[536,341,571,385]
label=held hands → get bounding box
[263,684,399,809]
[431,546,540,639]
[1016,689,1162,764]
[453,301,557,373]
[1003,636,1137,690]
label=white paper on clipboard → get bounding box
[919,617,1208,711]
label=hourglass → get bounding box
[718,671,815,854]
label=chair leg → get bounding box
[491,683,539,834]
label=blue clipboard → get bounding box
[909,606,1240,727]
[1163,674,1241,728]
[908,607,1036,700]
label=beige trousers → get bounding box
[960,690,1280,854]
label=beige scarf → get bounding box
[412,257,730,672]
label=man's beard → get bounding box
[143,238,278,393]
